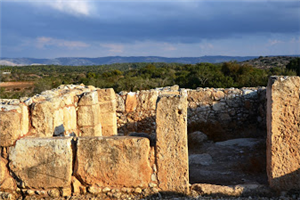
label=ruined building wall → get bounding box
[117,86,267,141]
[0,85,189,198]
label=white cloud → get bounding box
[36,37,89,49]
[5,0,92,16]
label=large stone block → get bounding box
[156,94,189,193]
[77,104,100,127]
[99,101,116,113]
[267,76,300,191]
[0,107,21,147]
[125,92,138,112]
[31,99,61,137]
[63,106,77,132]
[97,88,116,102]
[9,137,73,189]
[78,91,98,106]
[79,124,102,137]
[99,113,116,125]
[101,124,117,137]
[75,136,152,188]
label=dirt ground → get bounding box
[0,81,35,92]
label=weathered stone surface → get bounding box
[79,124,102,137]
[97,88,117,136]
[97,88,116,102]
[101,124,117,137]
[267,76,300,190]
[75,136,152,188]
[9,137,73,189]
[0,110,21,147]
[63,106,77,134]
[98,112,115,125]
[31,99,61,137]
[125,92,138,112]
[78,91,98,106]
[77,105,100,127]
[20,104,29,136]
[156,95,189,193]
[0,157,17,191]
[99,101,116,113]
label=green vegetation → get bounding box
[0,61,297,99]
[286,57,300,76]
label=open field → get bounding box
[0,81,34,91]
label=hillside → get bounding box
[0,56,257,66]
[240,56,299,69]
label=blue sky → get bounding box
[1,0,299,58]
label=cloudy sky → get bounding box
[1,0,299,58]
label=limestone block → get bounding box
[156,95,189,193]
[78,91,98,106]
[80,123,102,137]
[99,113,116,125]
[97,88,116,102]
[267,76,300,191]
[99,101,116,113]
[63,106,77,131]
[125,92,137,112]
[31,99,61,137]
[9,137,73,189]
[20,104,29,136]
[77,104,100,127]
[138,90,159,110]
[0,110,21,147]
[0,157,17,191]
[101,124,117,136]
[75,136,152,188]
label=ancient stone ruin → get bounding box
[0,76,300,199]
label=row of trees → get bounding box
[0,58,298,98]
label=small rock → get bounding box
[88,186,101,194]
[149,182,157,188]
[48,189,60,197]
[102,187,110,193]
[151,173,157,181]
[26,190,35,196]
[189,153,214,166]
[113,192,121,198]
[135,188,142,194]
[188,131,208,146]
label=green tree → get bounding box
[286,57,300,75]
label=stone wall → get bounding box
[117,86,266,141]
[0,84,189,198]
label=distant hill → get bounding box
[240,56,300,69]
[1,55,299,67]
[0,56,258,66]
